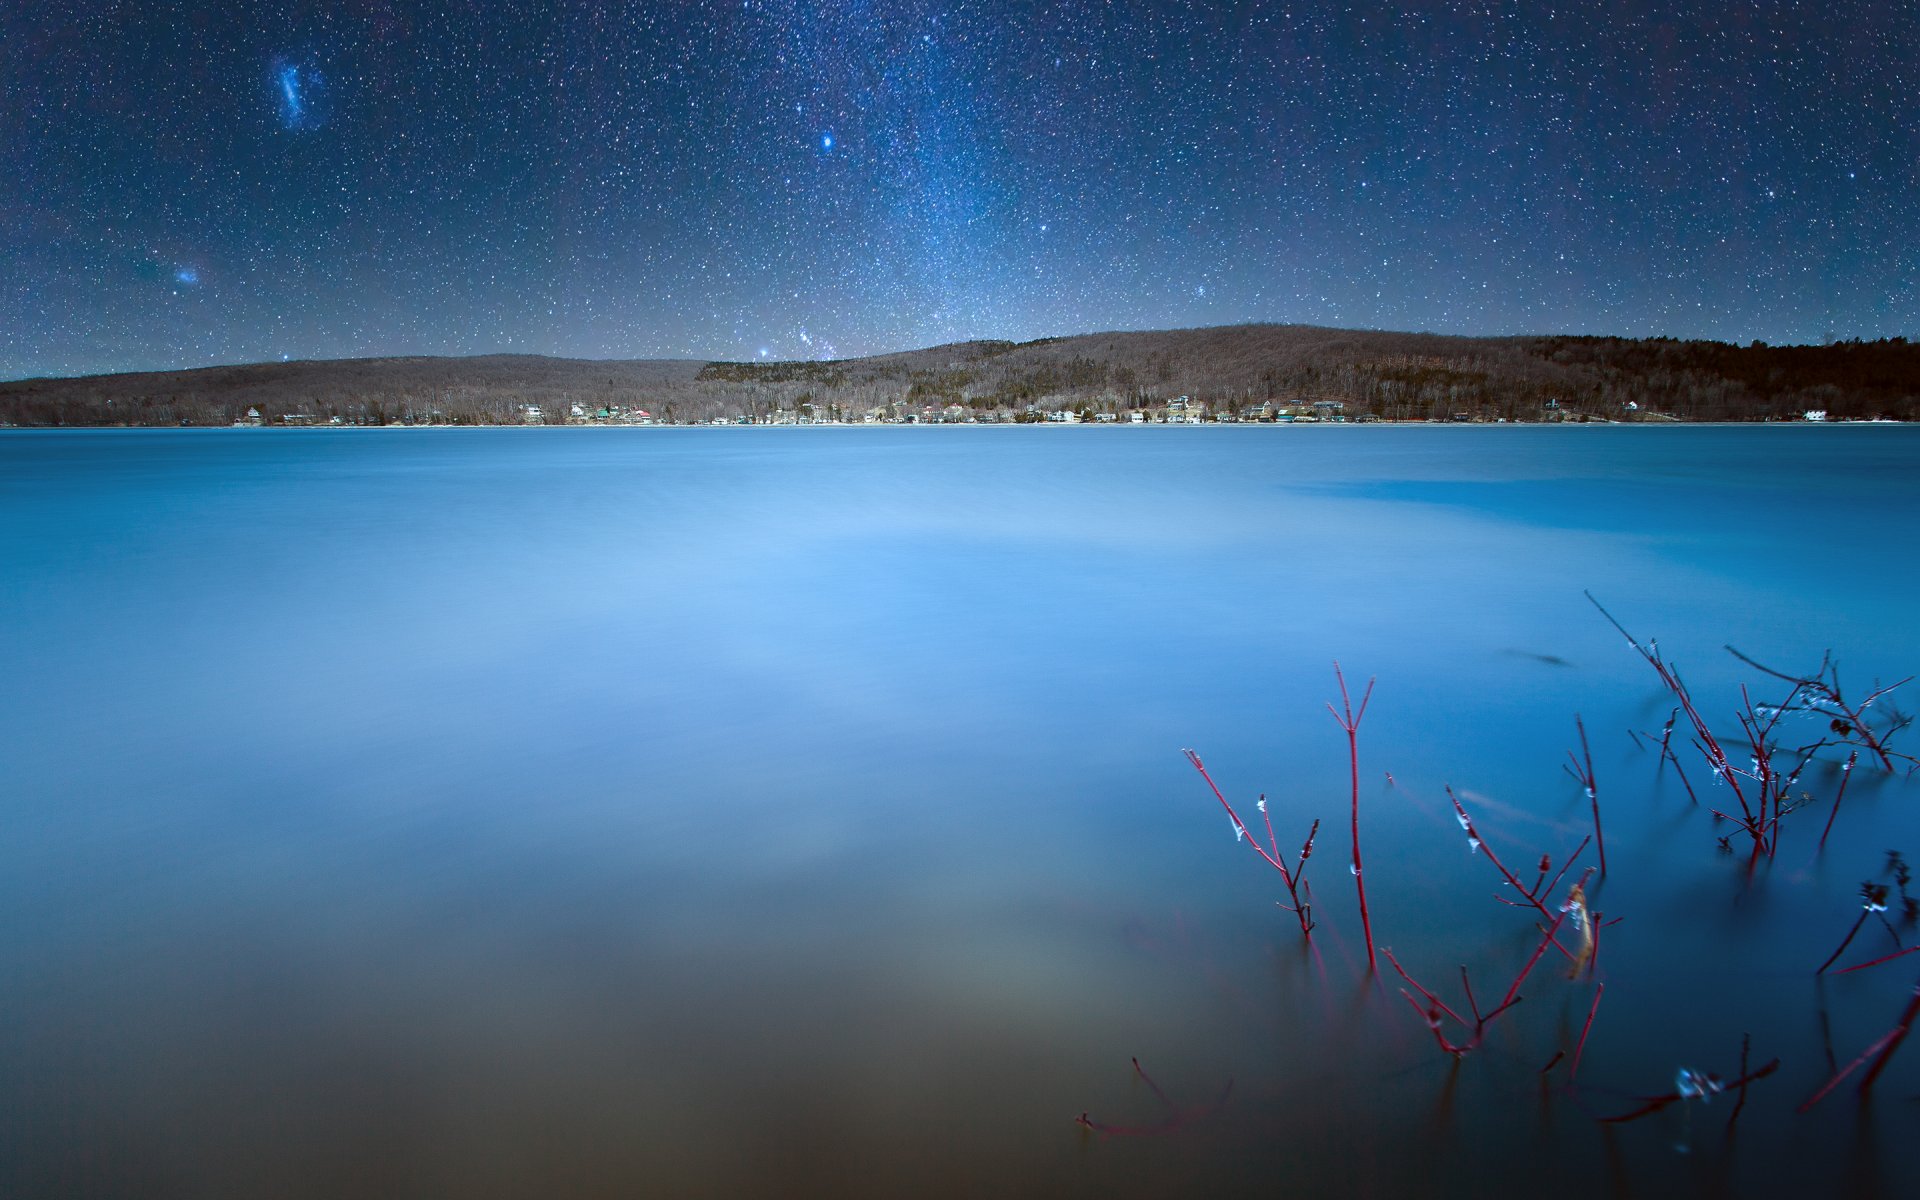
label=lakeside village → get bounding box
[232,395,1352,426]
[227,395,1855,428]
[231,393,1854,427]
[537,396,1365,425]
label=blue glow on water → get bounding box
[1,426,1916,1194]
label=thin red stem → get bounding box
[1396,990,1471,1056]
[1129,1056,1176,1111]
[1729,1033,1753,1128]
[1386,913,1567,1060]
[1858,981,1920,1092]
[1835,942,1920,975]
[1798,979,1920,1110]
[1329,662,1377,970]
[1496,910,1567,1015]
[1572,714,1605,875]
[1185,750,1292,880]
[1665,740,1700,805]
[1816,910,1870,975]
[1590,595,1762,843]
[1570,983,1604,1084]
[1076,1074,1236,1137]
[1540,834,1591,903]
[1603,1059,1779,1123]
[1446,787,1581,961]
[1382,948,1468,1028]
[1818,750,1859,850]
[1185,749,1318,935]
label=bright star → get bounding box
[820,132,833,152]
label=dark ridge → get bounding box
[4,324,1915,426]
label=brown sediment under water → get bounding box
[2,425,1917,1197]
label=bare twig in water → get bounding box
[1446,786,1589,962]
[1724,644,1915,774]
[1818,750,1859,850]
[1588,594,1832,861]
[1385,907,1571,1057]
[1564,714,1606,875]
[1815,880,1903,975]
[1184,750,1321,935]
[1328,662,1377,970]
[1835,943,1920,976]
[1601,1058,1779,1123]
[1797,978,1920,1111]
[1570,983,1604,1084]
[1728,1033,1754,1129]
[1076,1057,1235,1137]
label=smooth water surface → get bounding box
[4,426,1918,1197]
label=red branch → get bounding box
[1328,662,1377,970]
[1798,979,1920,1111]
[1729,1033,1754,1128]
[1816,910,1871,976]
[1445,786,1586,962]
[1589,593,1776,855]
[1384,910,1569,1058]
[1835,943,1920,976]
[1185,749,1319,934]
[1077,1058,1234,1137]
[1818,750,1859,850]
[1565,714,1606,875]
[1726,645,1913,774]
[1570,984,1604,1084]
[1601,1059,1779,1123]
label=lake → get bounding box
[3,425,1917,1197]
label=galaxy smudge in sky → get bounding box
[3,1,1915,379]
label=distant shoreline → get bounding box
[4,418,1907,432]
[6,325,1915,427]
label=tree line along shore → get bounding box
[4,324,1915,428]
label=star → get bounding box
[2,2,1913,380]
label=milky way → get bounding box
[4,1,1916,379]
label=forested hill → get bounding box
[4,326,1916,426]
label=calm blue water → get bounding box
[2,426,1917,1197]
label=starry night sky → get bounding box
[4,1,1916,380]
